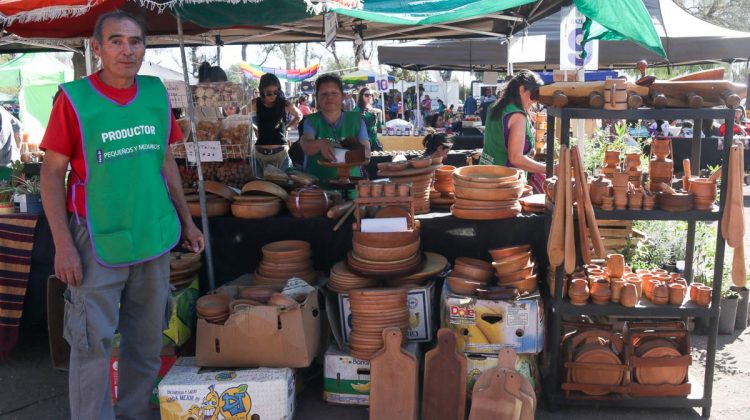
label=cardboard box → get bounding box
[323,342,421,406]
[158,357,294,420]
[441,284,544,354]
[335,280,437,343]
[196,285,321,368]
[110,346,178,407]
[466,352,540,397]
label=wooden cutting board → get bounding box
[496,349,536,420]
[423,329,468,420]
[469,367,522,420]
[370,327,418,420]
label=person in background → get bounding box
[479,70,546,192]
[464,95,477,116]
[430,113,451,134]
[437,98,446,115]
[422,131,453,163]
[720,106,747,136]
[354,87,383,152]
[0,105,21,167]
[300,73,371,182]
[39,11,203,419]
[197,61,227,83]
[250,73,302,176]
[342,90,356,112]
[388,97,398,120]
[298,94,313,116]
[421,94,432,120]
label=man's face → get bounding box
[92,18,145,81]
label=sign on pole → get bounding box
[375,75,389,93]
[164,80,189,108]
[509,35,546,63]
[559,6,598,70]
[324,12,338,49]
[186,141,223,163]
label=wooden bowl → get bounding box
[233,194,281,203]
[502,275,538,294]
[657,192,693,212]
[453,176,523,190]
[497,264,535,284]
[488,245,531,260]
[447,276,484,296]
[492,254,532,276]
[188,197,230,217]
[231,199,281,218]
[454,184,525,201]
[352,229,420,248]
[204,180,238,201]
[241,180,289,199]
[453,165,521,184]
[453,257,494,283]
[262,240,311,260]
[453,198,521,210]
[352,240,421,263]
[409,158,432,168]
[378,161,409,172]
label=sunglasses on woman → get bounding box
[263,90,279,97]
[363,93,372,97]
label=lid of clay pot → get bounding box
[241,180,289,200]
[197,294,230,317]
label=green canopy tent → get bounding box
[0,53,71,144]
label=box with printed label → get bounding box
[158,357,294,420]
[465,352,540,398]
[440,284,544,354]
[337,280,436,343]
[110,346,177,407]
[323,342,421,406]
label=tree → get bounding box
[675,0,750,32]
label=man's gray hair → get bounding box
[92,10,147,44]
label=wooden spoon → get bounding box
[564,148,576,274]
[573,146,606,258]
[572,149,592,264]
[732,246,747,287]
[548,147,567,267]
[726,147,744,248]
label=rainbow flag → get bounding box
[240,62,320,82]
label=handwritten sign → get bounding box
[185,141,223,163]
[164,80,189,109]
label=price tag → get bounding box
[163,80,189,108]
[185,141,223,163]
[375,74,389,92]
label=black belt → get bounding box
[255,146,286,155]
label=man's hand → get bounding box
[181,220,205,254]
[55,242,83,286]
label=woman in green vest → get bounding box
[300,73,371,182]
[354,86,383,152]
[479,70,546,192]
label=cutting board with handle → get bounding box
[423,328,467,420]
[497,348,536,420]
[469,365,523,420]
[370,327,418,420]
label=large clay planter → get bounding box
[651,138,673,161]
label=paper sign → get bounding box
[361,217,408,233]
[324,12,338,49]
[185,141,223,163]
[559,6,598,70]
[482,72,498,85]
[164,80,189,108]
[509,35,546,63]
[375,74,389,92]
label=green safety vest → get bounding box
[479,103,533,166]
[62,75,180,266]
[305,111,363,181]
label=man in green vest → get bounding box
[40,11,204,420]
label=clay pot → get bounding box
[652,283,669,305]
[600,195,614,211]
[613,188,628,210]
[447,276,484,295]
[642,194,656,210]
[652,268,668,275]
[625,153,642,172]
[669,283,687,305]
[589,176,612,207]
[674,277,688,289]
[628,190,643,210]
[587,268,606,278]
[604,148,621,169]
[612,172,629,189]
[611,278,626,303]
[696,286,712,307]
[649,160,674,181]
[371,183,383,197]
[568,278,590,306]
[627,278,643,299]
[645,279,662,301]
[607,254,625,279]
[584,264,602,272]
[590,278,612,304]
[689,282,704,302]
[398,184,411,197]
[620,283,639,308]
[651,138,672,161]
[384,183,397,197]
[358,184,371,197]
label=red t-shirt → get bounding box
[41,71,183,218]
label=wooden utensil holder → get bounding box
[624,321,691,398]
[561,324,629,400]
[354,181,416,231]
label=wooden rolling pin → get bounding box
[571,150,592,264]
[627,93,643,109]
[572,146,606,258]
[564,148,576,275]
[683,159,691,190]
[548,147,568,267]
[725,146,744,248]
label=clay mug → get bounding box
[371,183,383,197]
[627,278,643,298]
[590,278,612,305]
[620,283,639,308]
[669,283,687,305]
[628,190,643,210]
[358,183,371,198]
[589,176,612,207]
[613,188,628,210]
[398,184,411,197]
[674,277,688,289]
[689,282,704,302]
[696,285,712,307]
[383,183,397,197]
[652,283,669,305]
[642,194,656,210]
[568,278,590,306]
[611,278,626,303]
[607,254,625,279]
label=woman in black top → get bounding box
[251,73,302,176]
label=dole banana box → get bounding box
[440,283,544,354]
[336,280,436,343]
[323,342,421,406]
[158,357,294,420]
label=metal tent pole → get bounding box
[176,14,216,291]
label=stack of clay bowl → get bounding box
[232,180,288,219]
[687,177,717,211]
[196,294,230,324]
[255,240,317,286]
[186,180,235,217]
[519,194,546,213]
[286,186,332,218]
[169,252,202,290]
[431,165,456,206]
[489,245,537,294]
[327,261,380,293]
[376,157,441,214]
[348,210,422,277]
[451,165,523,220]
[348,288,409,360]
[447,257,495,296]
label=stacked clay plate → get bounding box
[196,294,230,324]
[255,240,317,286]
[232,180,288,219]
[348,288,409,360]
[170,252,202,290]
[327,261,381,293]
[186,180,236,217]
[451,165,524,220]
[376,157,442,214]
